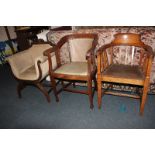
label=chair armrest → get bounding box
[86,48,94,59]
[143,45,155,57]
[34,52,56,80]
[43,47,58,56]
[96,44,112,56]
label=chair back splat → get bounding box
[97,33,154,115]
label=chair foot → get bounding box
[73,82,76,88]
[56,97,59,102]
[90,104,94,109]
[35,83,50,103]
[98,105,101,109]
[139,84,149,115]
[139,111,144,116]
[17,82,26,98]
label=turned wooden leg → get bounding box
[88,78,94,109]
[140,82,149,115]
[17,81,26,98]
[35,83,50,103]
[51,76,59,102]
[97,79,102,109]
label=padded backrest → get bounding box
[68,38,93,62]
[29,44,52,62]
[7,50,33,78]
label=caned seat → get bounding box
[97,33,154,115]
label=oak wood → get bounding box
[8,42,53,103]
[97,33,154,115]
[44,33,98,108]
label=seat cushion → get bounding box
[54,62,88,76]
[19,65,37,81]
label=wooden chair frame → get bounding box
[97,33,154,115]
[44,33,98,109]
[8,42,53,103]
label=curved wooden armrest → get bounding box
[86,35,98,59]
[43,47,58,56]
[86,48,95,59]
[97,44,112,55]
[143,45,155,57]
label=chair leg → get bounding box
[97,79,102,109]
[140,82,149,115]
[17,81,26,98]
[35,83,50,103]
[88,78,94,109]
[51,77,59,102]
[73,82,76,88]
[93,75,97,91]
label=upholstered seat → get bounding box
[54,62,88,76]
[44,33,98,108]
[7,43,56,102]
[19,65,37,80]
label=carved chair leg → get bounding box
[51,77,59,102]
[140,81,149,115]
[97,79,102,109]
[35,82,50,103]
[87,78,94,109]
[17,81,26,98]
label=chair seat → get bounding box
[19,65,37,81]
[54,62,88,76]
[101,64,145,85]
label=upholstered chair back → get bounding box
[7,44,53,81]
[68,38,94,62]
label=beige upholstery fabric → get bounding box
[7,44,56,81]
[7,50,33,79]
[54,62,88,76]
[19,65,37,80]
[68,38,93,62]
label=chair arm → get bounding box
[34,52,56,80]
[143,45,155,58]
[96,44,112,56]
[86,48,94,59]
[43,47,58,57]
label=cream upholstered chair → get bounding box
[44,33,98,109]
[7,43,57,102]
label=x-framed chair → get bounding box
[7,43,56,103]
[97,33,154,115]
[44,33,98,109]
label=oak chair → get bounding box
[7,43,57,102]
[44,33,98,109]
[97,33,154,115]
